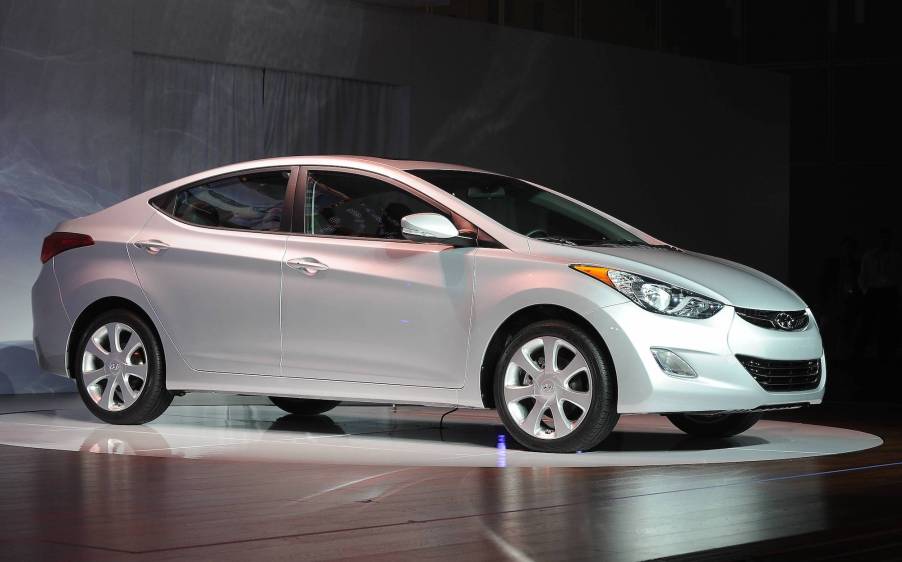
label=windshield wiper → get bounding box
[587,240,681,252]
[533,236,578,246]
[585,240,652,247]
[531,236,661,248]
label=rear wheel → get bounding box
[666,412,762,438]
[75,309,173,424]
[269,396,340,416]
[494,320,619,453]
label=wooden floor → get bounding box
[1,402,901,561]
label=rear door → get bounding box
[131,167,296,375]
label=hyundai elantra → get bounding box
[32,156,825,453]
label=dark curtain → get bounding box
[131,54,410,192]
[131,54,264,191]
[263,69,409,158]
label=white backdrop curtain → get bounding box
[131,54,410,192]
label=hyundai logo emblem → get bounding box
[773,312,797,330]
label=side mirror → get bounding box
[401,213,474,246]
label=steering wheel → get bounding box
[526,228,549,239]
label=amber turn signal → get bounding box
[570,264,614,287]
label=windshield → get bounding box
[407,169,653,246]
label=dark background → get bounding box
[1,0,898,399]
[0,0,789,349]
[390,0,902,402]
[404,0,900,312]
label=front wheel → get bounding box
[75,309,173,424]
[666,412,762,438]
[494,320,619,453]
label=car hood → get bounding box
[566,246,807,310]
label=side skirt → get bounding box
[167,370,465,408]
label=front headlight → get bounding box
[570,265,723,319]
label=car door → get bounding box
[131,167,296,375]
[280,167,475,388]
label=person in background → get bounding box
[857,227,901,366]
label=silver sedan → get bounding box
[32,156,825,453]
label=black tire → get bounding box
[666,412,762,438]
[269,396,340,416]
[74,308,173,425]
[494,320,619,453]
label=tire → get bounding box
[494,320,619,453]
[666,412,762,438]
[74,308,173,425]
[269,396,340,416]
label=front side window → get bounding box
[408,169,653,247]
[156,170,289,232]
[304,171,442,239]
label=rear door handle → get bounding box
[286,257,329,275]
[134,239,170,255]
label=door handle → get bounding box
[286,257,329,275]
[134,239,170,255]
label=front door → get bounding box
[280,169,475,387]
[131,168,294,375]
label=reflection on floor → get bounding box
[0,394,881,467]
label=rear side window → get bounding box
[153,170,289,232]
[304,171,443,239]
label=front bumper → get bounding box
[588,302,826,414]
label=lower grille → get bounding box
[736,355,821,392]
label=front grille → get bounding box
[736,355,821,392]
[735,308,809,331]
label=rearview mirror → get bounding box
[401,213,473,246]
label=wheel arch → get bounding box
[66,296,164,379]
[479,304,616,408]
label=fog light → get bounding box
[650,348,698,378]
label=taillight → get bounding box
[40,232,94,263]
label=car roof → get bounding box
[139,156,493,198]
[104,154,654,257]
[193,155,490,174]
[343,156,488,173]
[136,155,495,205]
[117,154,532,253]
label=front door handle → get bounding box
[286,257,329,275]
[134,239,170,255]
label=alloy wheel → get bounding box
[81,322,148,411]
[502,336,593,440]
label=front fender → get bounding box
[458,248,628,407]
